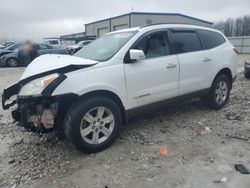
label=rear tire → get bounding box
[205,74,231,110]
[64,96,122,153]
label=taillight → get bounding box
[233,48,239,55]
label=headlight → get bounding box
[19,73,60,96]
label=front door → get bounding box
[124,30,180,108]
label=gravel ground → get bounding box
[0,55,250,188]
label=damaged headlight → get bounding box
[18,73,60,96]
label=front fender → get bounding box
[52,64,128,109]
[52,83,128,109]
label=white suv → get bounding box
[2,24,238,153]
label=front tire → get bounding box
[205,74,231,110]
[6,58,18,67]
[64,96,122,153]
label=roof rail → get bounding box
[139,23,212,29]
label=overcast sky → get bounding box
[0,0,249,41]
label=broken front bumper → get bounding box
[2,83,19,110]
[2,83,78,133]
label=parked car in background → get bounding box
[43,38,67,49]
[2,24,237,153]
[245,61,250,79]
[0,42,15,49]
[0,43,68,67]
[67,40,93,55]
[0,43,20,56]
[3,42,15,47]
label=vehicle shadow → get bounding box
[126,97,210,130]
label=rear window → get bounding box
[171,31,202,53]
[198,30,226,49]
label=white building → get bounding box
[85,12,213,37]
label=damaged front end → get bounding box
[2,54,97,135]
[12,96,58,133]
[2,74,78,134]
[2,83,19,110]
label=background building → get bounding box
[85,12,213,37]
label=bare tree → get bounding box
[214,21,226,34]
[242,15,250,36]
[235,17,243,36]
[214,15,250,37]
[224,19,235,36]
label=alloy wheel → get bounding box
[214,80,228,105]
[7,58,18,67]
[80,106,115,145]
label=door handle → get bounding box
[166,63,177,69]
[203,57,211,62]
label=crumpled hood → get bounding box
[20,54,97,81]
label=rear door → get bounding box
[124,30,180,108]
[169,29,212,95]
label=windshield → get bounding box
[74,31,136,61]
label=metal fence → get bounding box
[228,36,250,54]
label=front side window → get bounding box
[38,44,50,50]
[133,31,171,59]
[198,30,226,49]
[171,31,202,54]
[74,31,136,61]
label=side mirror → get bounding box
[129,49,145,62]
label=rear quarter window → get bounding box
[170,31,202,54]
[198,30,226,49]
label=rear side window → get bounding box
[171,31,202,54]
[198,30,226,49]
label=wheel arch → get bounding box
[213,67,233,89]
[7,56,19,61]
[78,90,127,125]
